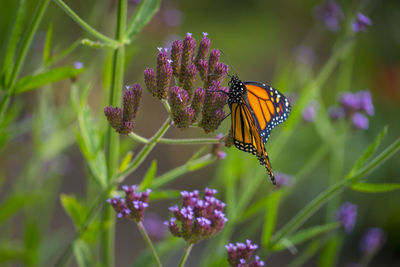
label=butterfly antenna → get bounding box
[220,49,238,78]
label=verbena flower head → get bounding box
[302,100,319,122]
[315,0,344,32]
[212,133,227,160]
[330,90,374,130]
[107,185,151,222]
[352,12,372,33]
[336,202,358,233]
[165,188,227,244]
[143,33,228,131]
[226,240,264,267]
[143,212,166,240]
[274,172,294,188]
[104,84,142,134]
[360,227,386,254]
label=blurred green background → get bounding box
[0,0,399,266]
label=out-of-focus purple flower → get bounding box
[163,8,183,27]
[315,0,344,32]
[352,12,372,33]
[165,188,227,244]
[340,92,361,112]
[302,100,319,122]
[226,240,264,267]
[104,84,142,134]
[293,45,316,66]
[357,91,374,116]
[212,133,226,160]
[108,185,151,222]
[74,61,84,69]
[360,228,386,254]
[224,129,234,148]
[274,172,293,188]
[352,112,369,130]
[143,212,166,240]
[328,106,346,120]
[336,202,358,233]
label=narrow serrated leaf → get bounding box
[60,194,87,230]
[347,126,388,179]
[14,66,83,94]
[125,0,161,40]
[43,23,53,63]
[140,160,157,190]
[262,191,282,248]
[272,222,340,251]
[351,182,400,193]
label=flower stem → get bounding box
[136,222,162,267]
[102,0,127,266]
[178,243,193,267]
[53,0,119,46]
[116,117,171,182]
[129,132,220,145]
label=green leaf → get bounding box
[1,0,26,87]
[271,222,340,251]
[0,242,25,263]
[76,106,107,188]
[14,66,84,94]
[43,23,53,64]
[318,235,343,267]
[0,194,38,224]
[140,160,157,190]
[125,0,161,40]
[262,191,282,248]
[73,240,93,267]
[24,221,39,266]
[351,182,400,193]
[60,194,87,230]
[347,126,388,179]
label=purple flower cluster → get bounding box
[107,185,151,222]
[144,32,228,132]
[352,13,372,33]
[328,90,374,130]
[315,0,344,32]
[225,240,264,267]
[336,202,358,233]
[274,172,293,188]
[164,188,227,244]
[302,100,319,122]
[104,84,142,134]
[360,227,386,254]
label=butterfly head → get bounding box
[228,75,246,104]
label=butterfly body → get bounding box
[227,75,291,184]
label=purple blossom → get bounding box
[156,48,173,99]
[352,112,369,130]
[328,106,346,120]
[352,12,372,33]
[360,228,386,254]
[302,100,319,122]
[74,61,84,69]
[195,32,211,68]
[336,202,358,233]
[315,0,344,32]
[274,172,293,188]
[166,188,227,244]
[183,63,197,99]
[163,8,183,27]
[143,213,166,240]
[226,240,264,267]
[108,185,151,222]
[340,92,361,111]
[357,91,374,115]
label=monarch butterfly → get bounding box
[227,75,291,184]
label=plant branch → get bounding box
[178,243,193,267]
[136,221,162,267]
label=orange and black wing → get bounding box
[244,82,291,144]
[231,102,275,184]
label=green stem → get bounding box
[52,0,119,46]
[0,0,50,125]
[129,132,220,145]
[117,117,171,182]
[136,222,162,267]
[178,243,193,267]
[102,0,127,266]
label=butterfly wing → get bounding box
[244,82,291,144]
[230,101,276,184]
